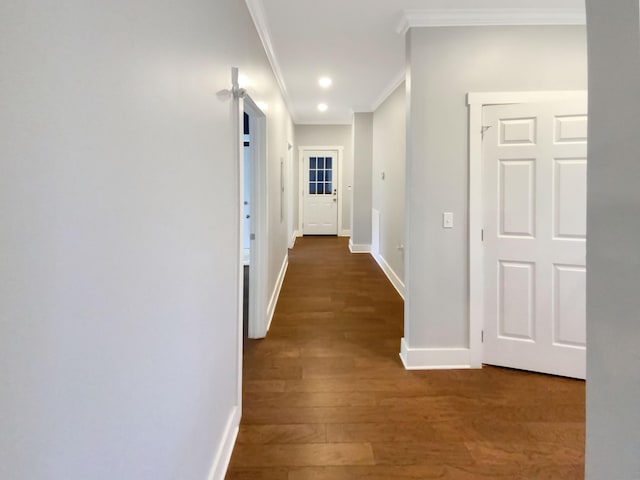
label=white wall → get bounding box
[0,1,292,479]
[295,125,353,234]
[585,2,640,477]
[372,83,406,286]
[405,26,587,355]
[264,103,295,301]
[351,113,374,248]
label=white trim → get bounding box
[243,97,269,340]
[397,8,586,34]
[234,79,244,415]
[372,253,405,300]
[339,229,351,237]
[287,142,295,249]
[266,254,288,332]
[467,96,484,370]
[370,69,406,112]
[244,0,296,122]
[289,230,298,249]
[466,90,588,369]
[206,406,241,480]
[295,119,353,126]
[298,146,344,236]
[348,240,371,253]
[399,338,471,370]
[467,90,587,106]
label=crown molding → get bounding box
[244,0,297,122]
[370,68,406,112]
[397,8,586,35]
[296,119,354,126]
[350,68,406,115]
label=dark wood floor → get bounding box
[226,236,585,480]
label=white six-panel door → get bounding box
[482,100,587,379]
[302,150,338,235]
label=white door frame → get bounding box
[238,95,269,342]
[298,146,344,235]
[466,90,588,369]
[287,142,295,247]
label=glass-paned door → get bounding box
[302,150,338,235]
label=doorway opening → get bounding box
[239,96,269,344]
[242,112,251,341]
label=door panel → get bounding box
[303,151,338,235]
[499,261,536,341]
[483,99,587,379]
[553,265,586,347]
[500,159,536,237]
[553,159,587,239]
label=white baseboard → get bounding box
[399,338,473,370]
[266,254,288,332]
[207,405,240,480]
[339,229,351,237]
[372,253,405,299]
[289,230,299,248]
[349,239,371,253]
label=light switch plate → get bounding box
[443,212,454,228]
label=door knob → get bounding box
[246,214,250,219]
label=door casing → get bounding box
[287,143,295,247]
[239,96,269,342]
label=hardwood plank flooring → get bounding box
[226,236,585,479]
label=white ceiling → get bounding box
[247,0,585,125]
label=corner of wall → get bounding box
[207,406,241,480]
[399,338,473,370]
[348,239,371,254]
[289,230,299,248]
[371,252,405,299]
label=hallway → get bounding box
[226,237,585,479]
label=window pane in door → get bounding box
[318,157,325,169]
[326,171,332,181]
[310,157,316,169]
[309,183,316,194]
[317,183,324,194]
[325,182,331,194]
[325,157,332,169]
[318,171,324,182]
[310,171,316,181]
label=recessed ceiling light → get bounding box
[317,103,328,112]
[318,77,332,88]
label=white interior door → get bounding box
[483,99,587,379]
[302,151,338,235]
